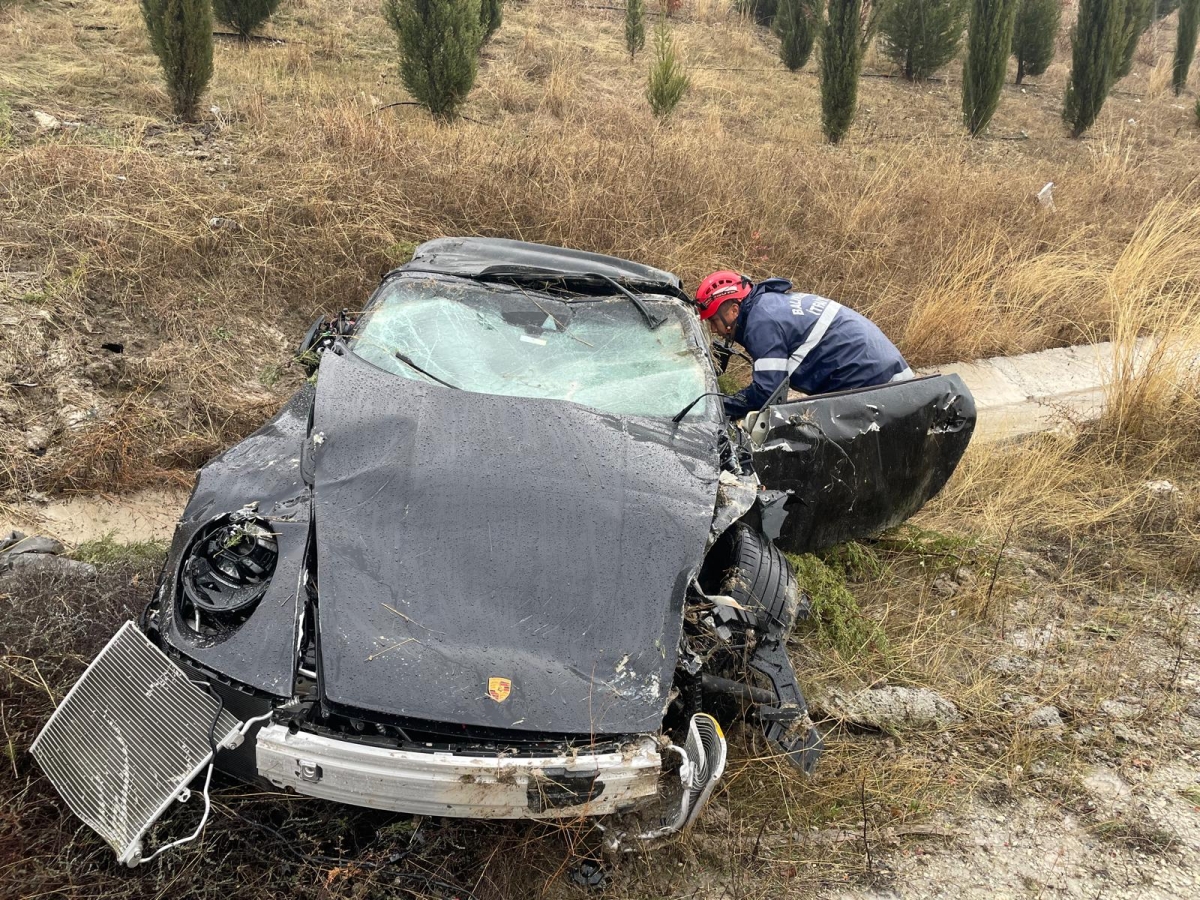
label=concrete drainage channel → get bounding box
[926,338,1157,444]
[0,339,1171,547]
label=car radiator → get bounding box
[30,622,243,866]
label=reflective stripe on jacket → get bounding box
[723,278,912,420]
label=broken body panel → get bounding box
[754,374,976,554]
[310,346,720,735]
[151,383,314,696]
[255,725,662,818]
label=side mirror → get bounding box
[295,317,327,377]
[297,317,325,357]
[295,310,357,377]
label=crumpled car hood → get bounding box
[309,347,721,736]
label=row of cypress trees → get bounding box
[782,0,1199,140]
[141,0,1198,135]
[1065,0,1198,133]
[861,0,1189,91]
[803,0,1018,139]
[139,0,500,122]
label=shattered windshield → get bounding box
[348,274,712,419]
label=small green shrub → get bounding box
[789,552,888,658]
[383,0,482,121]
[626,0,646,58]
[258,363,283,387]
[1011,0,1060,83]
[212,0,282,39]
[878,0,968,80]
[646,19,689,118]
[141,0,214,121]
[384,239,420,263]
[821,540,884,579]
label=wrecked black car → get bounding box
[32,238,975,866]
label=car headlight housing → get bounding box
[178,514,278,636]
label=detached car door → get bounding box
[751,374,976,554]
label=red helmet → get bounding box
[695,270,751,320]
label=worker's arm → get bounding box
[722,320,790,421]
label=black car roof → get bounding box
[396,237,688,299]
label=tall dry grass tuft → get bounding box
[1147,53,1176,95]
[924,198,1200,574]
[1098,197,1200,459]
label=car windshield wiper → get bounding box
[464,267,667,331]
[672,391,728,423]
[596,275,667,330]
[393,349,461,390]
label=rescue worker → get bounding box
[695,271,913,421]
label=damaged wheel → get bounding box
[704,523,808,637]
[698,524,822,775]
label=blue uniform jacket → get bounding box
[724,278,912,420]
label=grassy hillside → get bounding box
[1,0,1198,495]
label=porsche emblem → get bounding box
[488,677,512,702]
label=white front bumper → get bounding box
[255,725,662,819]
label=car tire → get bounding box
[712,524,808,636]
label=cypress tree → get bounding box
[1114,0,1152,79]
[141,0,214,121]
[212,0,281,39]
[480,0,502,44]
[821,0,863,142]
[1175,0,1200,94]
[1063,0,1121,137]
[878,0,969,80]
[775,0,823,69]
[646,19,689,118]
[626,0,646,58]
[1011,0,1060,83]
[963,0,1018,134]
[383,0,481,121]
